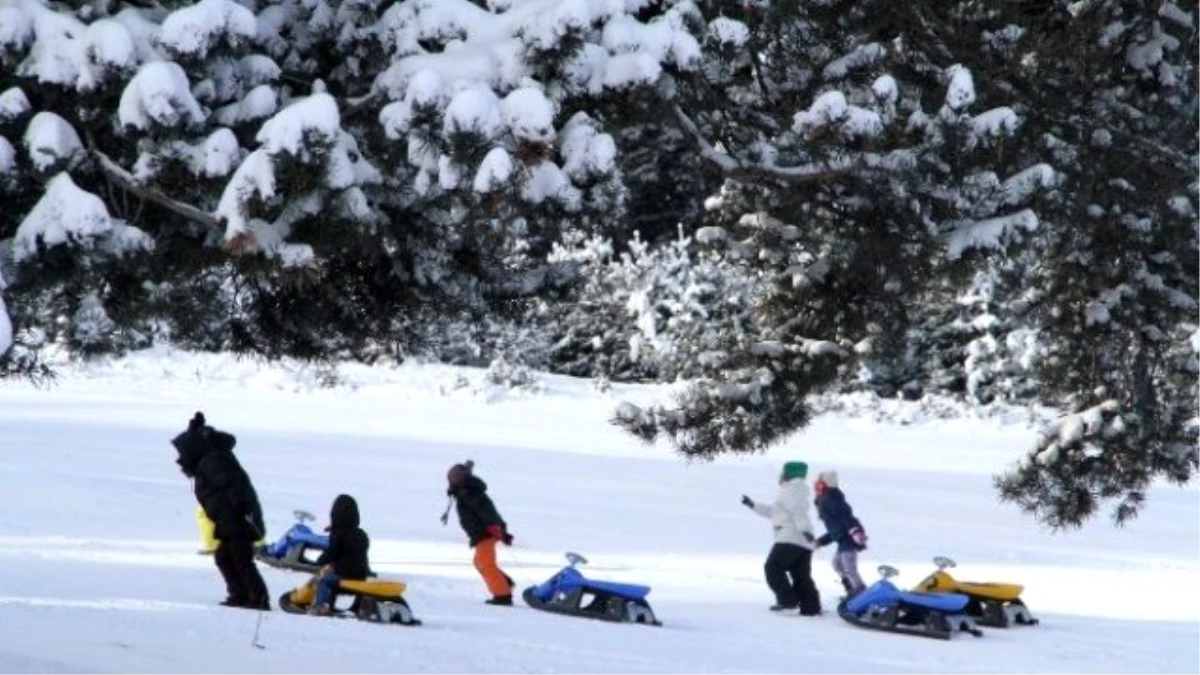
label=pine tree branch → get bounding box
[668,103,912,185]
[89,147,221,229]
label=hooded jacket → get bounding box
[316,494,371,579]
[171,413,264,542]
[449,473,507,547]
[814,470,865,552]
[751,477,816,549]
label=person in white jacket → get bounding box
[741,461,822,615]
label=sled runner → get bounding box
[279,573,421,626]
[913,556,1039,628]
[838,565,982,640]
[522,552,661,626]
[255,510,330,574]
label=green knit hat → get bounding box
[781,461,809,480]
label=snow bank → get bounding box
[117,61,205,130]
[22,111,83,170]
[12,173,117,260]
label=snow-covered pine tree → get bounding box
[993,0,1199,527]
[0,0,398,360]
[545,228,754,382]
[613,0,1056,458]
[0,0,163,354]
[368,0,705,324]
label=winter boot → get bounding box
[219,596,248,608]
[245,595,271,611]
[485,595,513,606]
[769,603,798,612]
[308,603,331,616]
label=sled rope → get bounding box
[251,609,266,649]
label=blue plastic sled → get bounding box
[255,510,330,573]
[523,552,660,625]
[838,565,982,640]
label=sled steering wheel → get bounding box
[877,565,900,579]
[565,551,589,567]
[294,509,316,523]
[933,556,957,570]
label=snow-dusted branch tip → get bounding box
[669,104,909,185]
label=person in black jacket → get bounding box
[309,493,371,615]
[172,412,270,610]
[442,461,515,605]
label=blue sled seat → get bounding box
[264,523,329,558]
[531,568,652,603]
[845,580,968,616]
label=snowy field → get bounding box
[1,348,1196,674]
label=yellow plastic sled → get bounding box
[279,573,421,626]
[913,556,1039,627]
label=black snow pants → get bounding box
[764,542,822,614]
[214,535,270,609]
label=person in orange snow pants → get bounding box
[445,461,515,605]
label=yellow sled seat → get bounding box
[339,579,407,598]
[917,571,1024,601]
[954,582,1024,602]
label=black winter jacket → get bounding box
[450,475,507,547]
[172,420,264,542]
[316,494,371,579]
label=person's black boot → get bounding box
[245,595,271,611]
[485,595,513,606]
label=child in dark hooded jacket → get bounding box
[309,494,371,615]
[813,470,868,596]
[443,461,515,605]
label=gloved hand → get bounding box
[849,526,868,549]
[803,531,815,544]
[486,524,513,546]
[740,495,754,508]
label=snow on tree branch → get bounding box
[13,172,153,260]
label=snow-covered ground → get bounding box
[1,348,1196,673]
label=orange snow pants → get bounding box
[474,538,511,596]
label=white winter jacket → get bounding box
[751,478,816,549]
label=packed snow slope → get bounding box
[1,349,1197,674]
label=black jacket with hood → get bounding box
[449,471,507,547]
[171,412,265,542]
[315,494,371,579]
